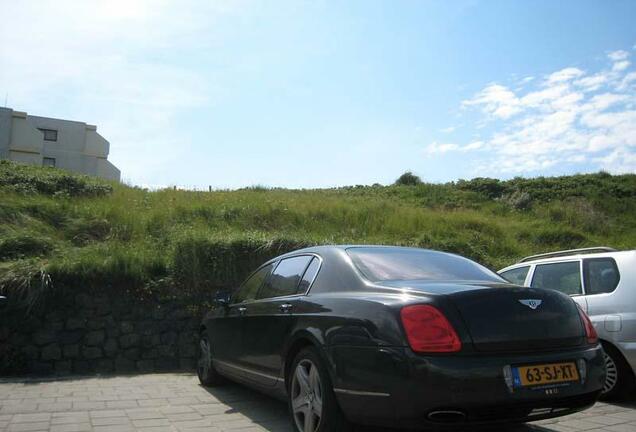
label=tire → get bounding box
[288,347,351,432]
[600,342,635,401]
[197,333,225,387]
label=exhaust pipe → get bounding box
[427,410,466,423]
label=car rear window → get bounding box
[346,247,504,283]
[500,266,530,286]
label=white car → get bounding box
[499,247,636,400]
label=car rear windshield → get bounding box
[346,247,504,283]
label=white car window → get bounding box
[257,256,313,299]
[531,261,582,295]
[584,258,620,295]
[500,266,530,286]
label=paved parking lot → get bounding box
[0,373,634,432]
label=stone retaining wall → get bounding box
[0,292,200,375]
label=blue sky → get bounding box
[1,0,635,188]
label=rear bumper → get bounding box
[329,344,605,429]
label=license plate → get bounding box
[513,362,579,387]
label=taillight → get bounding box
[578,307,598,344]
[400,305,462,353]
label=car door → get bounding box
[238,255,316,387]
[530,259,588,311]
[209,263,274,377]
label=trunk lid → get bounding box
[447,285,585,352]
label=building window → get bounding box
[43,157,56,168]
[38,128,58,141]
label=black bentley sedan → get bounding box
[198,246,605,431]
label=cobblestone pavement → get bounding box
[0,373,634,432]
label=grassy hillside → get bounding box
[1,160,636,310]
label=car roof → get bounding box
[269,244,456,264]
[277,244,450,256]
[499,249,636,273]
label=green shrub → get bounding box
[394,171,422,186]
[457,177,507,198]
[22,200,70,227]
[46,244,168,291]
[0,259,53,313]
[0,234,54,260]
[502,190,533,210]
[0,203,22,224]
[415,227,518,269]
[65,218,112,245]
[544,198,610,234]
[172,233,311,299]
[417,233,489,264]
[0,160,112,197]
[530,227,587,249]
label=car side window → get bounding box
[500,266,530,286]
[258,255,313,299]
[297,257,321,293]
[584,258,620,295]
[531,261,582,295]
[233,264,274,304]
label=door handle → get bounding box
[279,303,293,313]
[237,307,247,315]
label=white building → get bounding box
[0,107,120,181]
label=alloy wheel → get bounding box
[291,359,323,432]
[602,351,618,395]
[198,338,211,381]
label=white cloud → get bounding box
[425,141,485,155]
[575,73,608,92]
[581,93,629,113]
[546,67,584,84]
[440,126,456,133]
[621,72,636,89]
[613,60,631,72]
[608,50,630,61]
[519,83,569,107]
[596,148,636,173]
[463,84,521,119]
[464,141,484,151]
[608,51,631,73]
[427,47,636,175]
[568,154,586,163]
[425,142,460,154]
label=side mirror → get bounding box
[213,291,230,308]
[0,296,7,309]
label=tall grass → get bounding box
[1,160,635,310]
